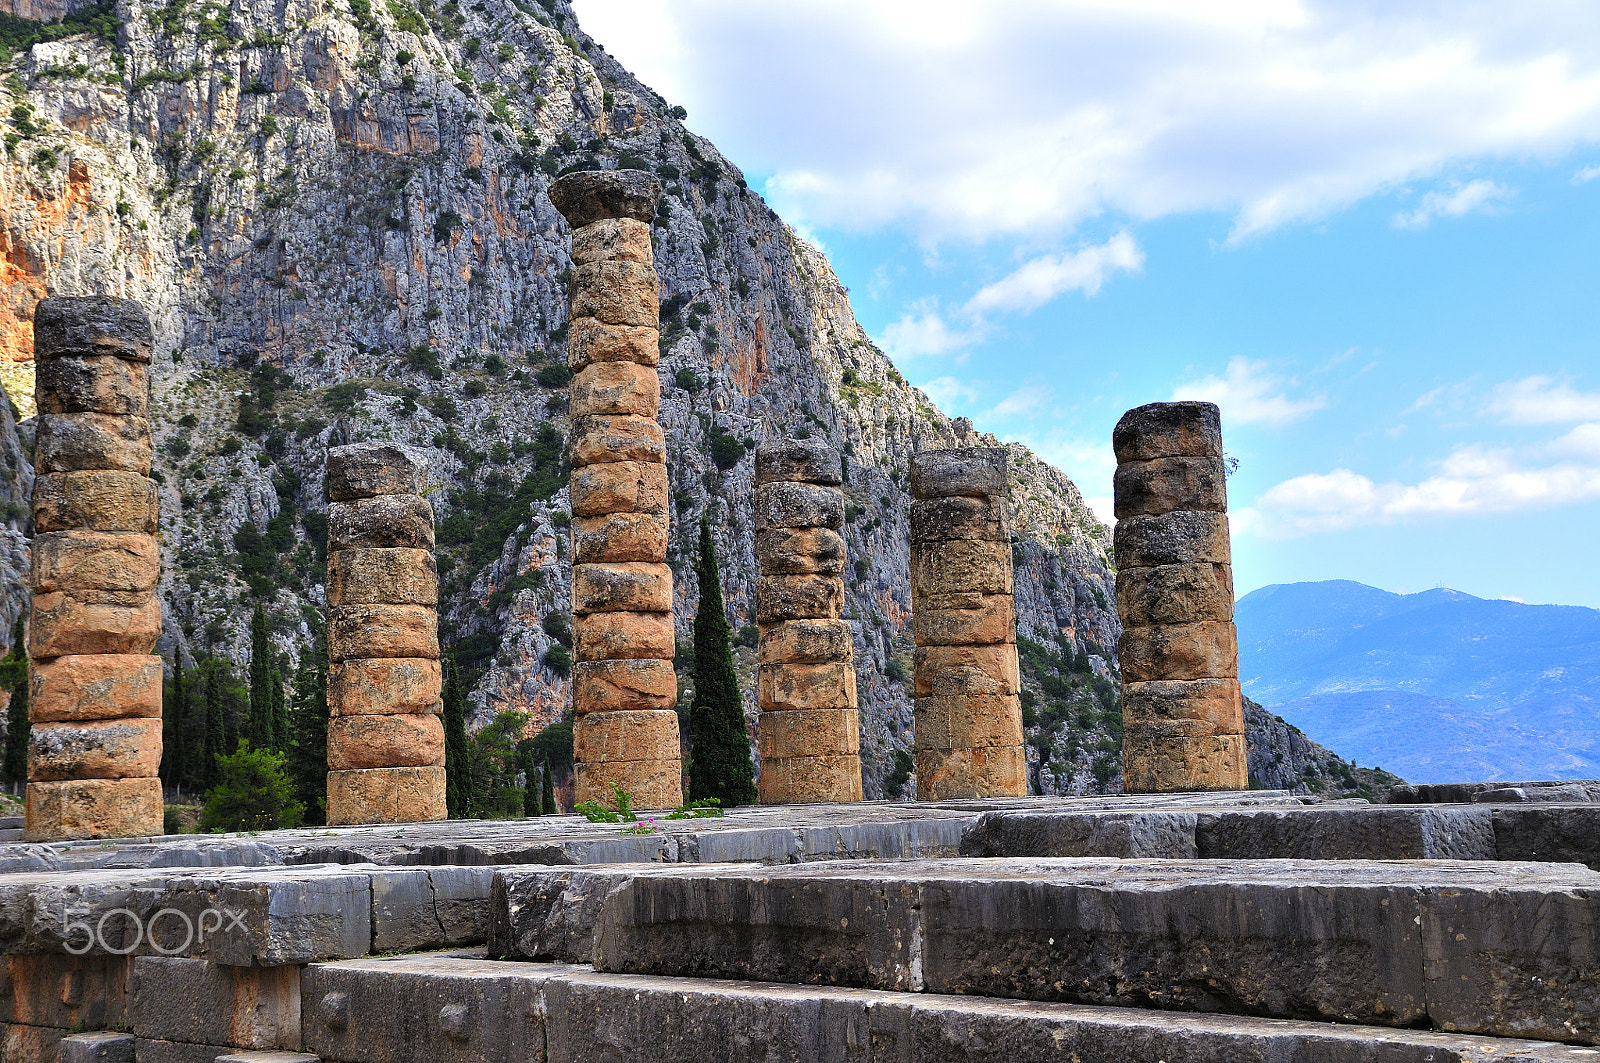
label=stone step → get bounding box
[490,856,1600,1045]
[300,952,1600,1063]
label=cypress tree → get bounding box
[541,753,557,815]
[247,605,276,750]
[687,517,756,806]
[1,617,29,794]
[271,657,288,754]
[203,659,231,787]
[442,654,470,817]
[160,662,185,794]
[284,632,329,826]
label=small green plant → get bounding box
[576,785,722,831]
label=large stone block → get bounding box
[0,953,130,1028]
[567,317,660,370]
[753,527,847,575]
[574,757,682,811]
[34,413,153,475]
[753,481,844,530]
[569,216,653,266]
[28,591,160,658]
[571,510,669,564]
[1115,561,1234,626]
[129,956,300,1049]
[30,530,158,596]
[570,260,661,328]
[1113,399,1222,462]
[1124,732,1248,792]
[571,562,672,614]
[913,643,1020,697]
[327,713,445,769]
[570,459,668,517]
[911,539,1013,596]
[1195,806,1499,861]
[1123,678,1243,740]
[24,776,162,840]
[754,573,844,624]
[572,610,674,662]
[326,765,447,825]
[1,1023,62,1063]
[326,604,439,661]
[27,717,162,780]
[574,709,681,763]
[570,414,667,466]
[909,447,1008,500]
[961,809,1203,859]
[1113,509,1231,567]
[328,494,434,551]
[1113,456,1226,519]
[754,438,842,486]
[757,754,863,804]
[551,168,662,227]
[569,358,661,420]
[55,1031,134,1063]
[29,653,163,722]
[33,295,153,362]
[758,707,859,759]
[758,661,857,711]
[912,594,1014,647]
[757,618,853,666]
[32,471,159,534]
[326,547,438,607]
[325,442,428,502]
[35,354,149,417]
[369,865,497,953]
[572,658,677,714]
[1118,621,1238,682]
[328,657,442,716]
[915,694,1024,750]
[910,494,1009,542]
[916,744,1028,800]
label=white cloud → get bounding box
[964,234,1144,315]
[1487,375,1600,423]
[574,1,1600,242]
[1392,179,1510,229]
[988,384,1052,420]
[878,300,983,360]
[1172,357,1326,427]
[917,374,979,411]
[1577,163,1600,182]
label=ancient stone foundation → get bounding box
[324,443,446,824]
[1113,400,1247,792]
[25,296,163,841]
[909,448,1027,799]
[551,169,682,811]
[752,438,861,804]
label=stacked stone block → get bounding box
[324,443,447,824]
[753,438,861,804]
[25,295,163,841]
[1113,400,1247,793]
[909,448,1027,799]
[550,169,682,812]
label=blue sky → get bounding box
[572,1,1600,608]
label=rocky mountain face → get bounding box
[0,0,1381,798]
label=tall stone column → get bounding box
[324,443,447,824]
[753,438,861,804]
[1113,400,1247,792]
[25,295,164,841]
[551,169,682,812]
[909,448,1027,799]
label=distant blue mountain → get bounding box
[1235,580,1600,783]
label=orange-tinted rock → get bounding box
[327,713,445,770]
[27,718,163,780]
[758,707,859,759]
[1123,733,1249,793]
[1122,677,1243,740]
[1117,621,1239,683]
[753,527,846,575]
[572,658,678,714]
[573,610,675,662]
[573,709,681,763]
[327,548,439,606]
[35,354,149,417]
[754,573,844,624]
[30,653,163,722]
[30,531,158,595]
[911,594,1014,647]
[758,661,857,711]
[24,776,163,841]
[569,217,653,266]
[914,694,1024,750]
[325,765,447,825]
[570,260,660,329]
[571,511,670,564]
[32,471,159,534]
[570,414,667,467]
[1115,561,1234,627]
[570,459,668,517]
[757,618,853,666]
[326,604,439,661]
[28,591,160,658]
[570,360,661,419]
[1113,456,1227,519]
[33,413,153,475]
[914,744,1028,801]
[913,643,1020,697]
[573,756,682,811]
[571,562,673,614]
[567,317,660,370]
[756,754,863,805]
[328,494,435,551]
[328,658,443,716]
[911,538,1013,597]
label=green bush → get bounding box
[535,363,572,388]
[199,741,305,832]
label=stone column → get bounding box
[753,438,861,804]
[909,448,1027,799]
[324,443,447,824]
[1113,400,1247,792]
[24,295,164,841]
[551,169,682,812]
